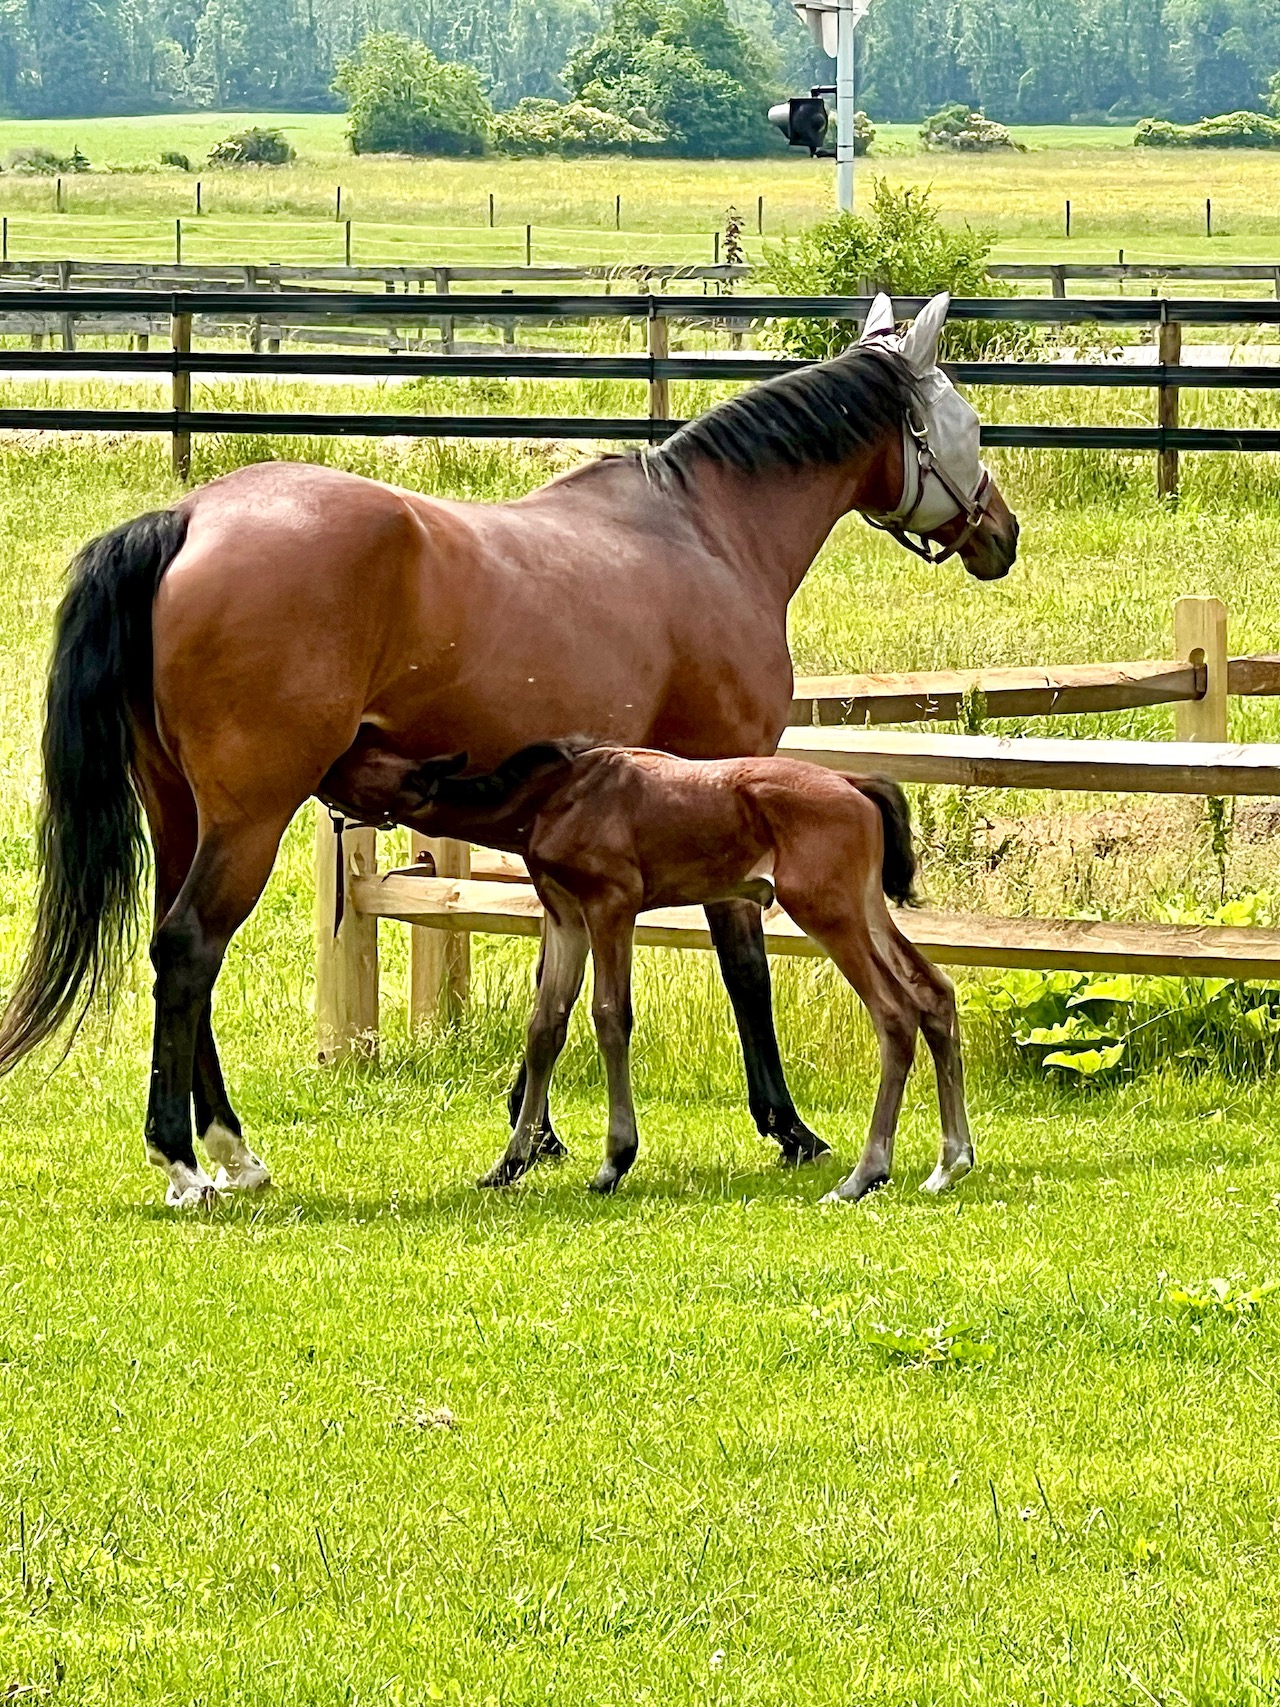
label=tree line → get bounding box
[0,0,1274,130]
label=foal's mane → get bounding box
[642,343,919,489]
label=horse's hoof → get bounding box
[165,1180,218,1210]
[213,1164,273,1194]
[779,1130,832,1167]
[204,1122,272,1193]
[588,1166,621,1194]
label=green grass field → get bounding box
[0,113,1273,266]
[0,395,1279,1700]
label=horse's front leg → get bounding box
[704,900,829,1164]
[504,930,570,1162]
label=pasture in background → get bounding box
[0,116,1277,264]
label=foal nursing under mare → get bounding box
[384,739,974,1202]
[0,292,1016,1206]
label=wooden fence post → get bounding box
[1157,313,1181,501]
[1174,595,1228,743]
[57,260,74,351]
[315,807,379,1061]
[648,298,669,430]
[409,834,471,1026]
[170,309,191,481]
[434,266,453,354]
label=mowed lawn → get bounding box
[0,430,1279,1702]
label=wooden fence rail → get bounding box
[314,595,1280,1061]
[0,288,1278,492]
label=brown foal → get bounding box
[379,739,974,1201]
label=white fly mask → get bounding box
[857,291,993,563]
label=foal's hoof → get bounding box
[531,1128,569,1163]
[821,1169,889,1205]
[477,1155,530,1189]
[588,1164,624,1195]
[920,1155,973,1195]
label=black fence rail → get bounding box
[0,290,1275,489]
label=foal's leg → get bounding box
[775,883,919,1202]
[479,912,589,1188]
[584,902,639,1194]
[705,899,829,1164]
[901,949,975,1195]
[146,817,289,1208]
[505,928,569,1163]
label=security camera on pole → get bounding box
[768,0,871,212]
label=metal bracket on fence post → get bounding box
[1157,299,1181,502]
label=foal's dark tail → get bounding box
[856,776,917,906]
[0,508,188,1072]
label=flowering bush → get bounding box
[921,103,1023,152]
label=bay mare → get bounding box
[0,294,1017,1206]
[367,738,973,1204]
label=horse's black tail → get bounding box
[856,776,917,906]
[0,508,188,1073]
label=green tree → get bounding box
[567,0,773,154]
[332,31,492,154]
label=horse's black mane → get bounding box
[642,342,919,488]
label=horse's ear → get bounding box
[859,291,896,342]
[900,292,950,374]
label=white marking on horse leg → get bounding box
[148,1145,218,1209]
[202,1121,272,1193]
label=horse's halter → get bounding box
[864,406,993,565]
[856,291,994,566]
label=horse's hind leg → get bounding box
[146,815,289,1208]
[584,900,639,1194]
[195,1005,271,1194]
[480,910,589,1188]
[147,782,269,1197]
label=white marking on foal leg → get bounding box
[202,1121,272,1193]
[920,1153,973,1195]
[148,1145,218,1209]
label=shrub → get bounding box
[567,0,773,158]
[333,33,491,157]
[493,98,661,155]
[206,127,295,168]
[845,109,876,155]
[1135,110,1280,148]
[159,150,191,171]
[6,145,90,176]
[961,894,1280,1080]
[759,180,1025,360]
[921,102,1023,152]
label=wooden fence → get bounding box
[0,287,1278,495]
[315,595,1280,1061]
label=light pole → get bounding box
[789,0,871,212]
